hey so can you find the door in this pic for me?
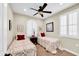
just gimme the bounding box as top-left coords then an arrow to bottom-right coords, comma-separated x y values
0,3 -> 3,56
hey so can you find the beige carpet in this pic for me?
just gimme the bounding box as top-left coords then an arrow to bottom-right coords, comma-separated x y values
36,44 -> 76,56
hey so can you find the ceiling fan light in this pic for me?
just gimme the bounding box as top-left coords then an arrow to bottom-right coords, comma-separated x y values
38,12 -> 43,14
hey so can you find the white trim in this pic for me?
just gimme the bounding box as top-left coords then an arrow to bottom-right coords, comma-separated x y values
63,48 -> 79,56
0,50 -> 4,56
60,36 -> 79,40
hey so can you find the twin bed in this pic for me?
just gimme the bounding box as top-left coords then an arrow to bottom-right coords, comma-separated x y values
38,37 -> 63,54
7,38 -> 36,56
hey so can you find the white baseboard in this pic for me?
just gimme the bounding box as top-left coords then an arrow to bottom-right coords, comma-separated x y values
63,48 -> 79,56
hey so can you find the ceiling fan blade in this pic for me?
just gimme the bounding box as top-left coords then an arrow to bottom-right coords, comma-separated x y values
41,3 -> 47,11
30,8 -> 38,11
40,14 -> 43,17
33,13 -> 38,16
42,11 -> 52,13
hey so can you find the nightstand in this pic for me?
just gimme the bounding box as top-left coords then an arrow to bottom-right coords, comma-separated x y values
30,37 -> 38,45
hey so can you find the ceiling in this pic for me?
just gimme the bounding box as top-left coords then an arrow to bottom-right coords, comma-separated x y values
10,3 -> 76,19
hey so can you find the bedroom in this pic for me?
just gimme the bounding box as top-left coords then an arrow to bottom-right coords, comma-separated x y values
0,3 -> 79,56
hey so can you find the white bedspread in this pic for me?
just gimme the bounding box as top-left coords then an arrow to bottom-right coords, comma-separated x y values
38,37 -> 63,54
7,39 -> 36,56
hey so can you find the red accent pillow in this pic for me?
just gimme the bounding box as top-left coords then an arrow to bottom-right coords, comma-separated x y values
40,32 -> 45,37
17,35 -> 25,40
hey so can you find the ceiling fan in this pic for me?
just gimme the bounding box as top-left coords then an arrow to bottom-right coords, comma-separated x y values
30,3 -> 52,17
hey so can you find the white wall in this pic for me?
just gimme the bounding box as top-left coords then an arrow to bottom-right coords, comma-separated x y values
14,14 -> 44,36
44,16 -> 59,38
44,4 -> 79,55
1,4 -> 15,55
7,5 -> 15,48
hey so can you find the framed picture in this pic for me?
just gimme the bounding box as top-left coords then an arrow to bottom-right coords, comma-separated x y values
46,22 -> 54,32
9,20 -> 11,31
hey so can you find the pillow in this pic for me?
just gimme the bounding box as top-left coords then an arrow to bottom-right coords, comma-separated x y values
40,32 -> 45,37
17,35 -> 25,40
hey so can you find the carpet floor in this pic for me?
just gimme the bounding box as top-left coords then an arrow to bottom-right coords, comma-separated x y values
36,44 -> 76,56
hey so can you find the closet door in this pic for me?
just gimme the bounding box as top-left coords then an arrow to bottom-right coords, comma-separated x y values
0,3 -> 3,56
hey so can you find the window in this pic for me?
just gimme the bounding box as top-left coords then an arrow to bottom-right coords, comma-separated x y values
68,12 -> 77,36
26,20 -> 37,37
60,15 -> 67,36
60,11 -> 78,37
